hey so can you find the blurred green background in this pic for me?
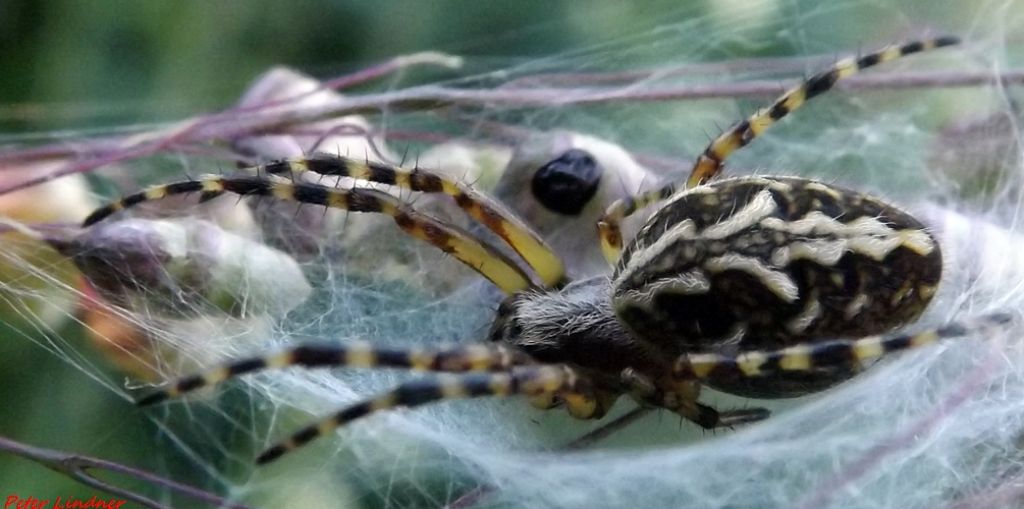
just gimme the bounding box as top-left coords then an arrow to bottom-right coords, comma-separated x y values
0,0 -> 1014,507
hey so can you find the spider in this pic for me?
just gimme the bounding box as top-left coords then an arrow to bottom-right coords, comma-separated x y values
84,35 -> 1011,465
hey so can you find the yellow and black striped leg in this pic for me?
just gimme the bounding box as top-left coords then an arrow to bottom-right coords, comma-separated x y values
685,36 -> 960,187
136,342 -> 532,406
84,175 -> 536,293
256,365 -> 594,464
597,36 -> 960,264
672,312 -> 1013,381
596,186 -> 677,264
524,386 -> 615,418
264,154 -> 567,287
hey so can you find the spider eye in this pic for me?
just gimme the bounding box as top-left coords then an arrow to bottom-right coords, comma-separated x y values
531,149 -> 602,216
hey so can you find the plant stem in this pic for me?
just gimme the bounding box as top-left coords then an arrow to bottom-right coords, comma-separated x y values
0,435 -> 253,509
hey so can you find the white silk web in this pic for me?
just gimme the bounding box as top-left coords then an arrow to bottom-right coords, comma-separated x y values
2,1 -> 1024,508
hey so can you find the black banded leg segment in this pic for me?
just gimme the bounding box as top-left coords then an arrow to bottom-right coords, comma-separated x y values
256,365 -> 594,464
136,342 -> 533,406
619,369 -> 768,429
84,175 -> 535,293
672,312 -> 1013,382
687,403 -> 770,430
597,185 -> 676,264
684,35 -> 959,187
265,153 -> 567,287
596,36 -> 960,264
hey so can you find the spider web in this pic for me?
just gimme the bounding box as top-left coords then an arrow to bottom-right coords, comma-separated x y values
3,1 -> 1024,508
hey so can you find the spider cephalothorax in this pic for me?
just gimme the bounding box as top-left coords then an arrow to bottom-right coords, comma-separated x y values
84,35 -> 1011,464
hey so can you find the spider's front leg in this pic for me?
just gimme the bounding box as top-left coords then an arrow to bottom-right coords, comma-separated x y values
84,175 -> 536,293
264,153 -> 568,287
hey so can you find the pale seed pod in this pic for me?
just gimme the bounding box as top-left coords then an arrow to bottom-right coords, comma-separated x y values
0,166 -> 95,330
62,218 -> 312,319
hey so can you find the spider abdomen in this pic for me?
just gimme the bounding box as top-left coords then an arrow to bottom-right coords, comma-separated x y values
611,176 -> 941,395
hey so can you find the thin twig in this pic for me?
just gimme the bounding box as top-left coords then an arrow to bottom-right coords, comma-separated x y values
227,69 -> 1024,128
224,51 -> 464,119
499,53 -> 838,89
2,66 -> 1019,198
0,53 -> 462,168
0,51 -> 463,193
0,434 -> 253,509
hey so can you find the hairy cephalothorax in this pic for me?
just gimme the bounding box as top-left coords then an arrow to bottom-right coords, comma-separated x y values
83,35 -> 1012,465
490,277 -> 659,376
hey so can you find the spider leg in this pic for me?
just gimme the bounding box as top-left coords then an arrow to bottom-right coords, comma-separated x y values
135,342 -> 533,406
263,153 -> 567,287
255,365 -> 594,464
84,175 -> 535,293
563,406 -> 651,450
597,36 -> 960,264
687,403 -> 771,429
619,368 -> 768,429
672,312 -> 1012,381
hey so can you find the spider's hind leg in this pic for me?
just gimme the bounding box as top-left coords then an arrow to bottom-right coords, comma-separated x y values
136,342 -> 533,406
672,312 -> 1013,382
256,364 -> 599,464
